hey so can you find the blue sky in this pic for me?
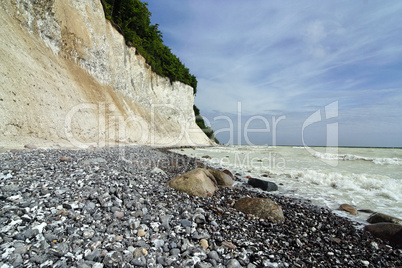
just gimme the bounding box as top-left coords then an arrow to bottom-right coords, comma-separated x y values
146,1 -> 402,147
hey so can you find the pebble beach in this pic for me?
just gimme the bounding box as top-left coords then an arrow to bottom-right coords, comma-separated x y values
0,146 -> 401,267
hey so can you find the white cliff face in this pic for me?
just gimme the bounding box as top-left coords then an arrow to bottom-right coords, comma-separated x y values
0,0 -> 212,148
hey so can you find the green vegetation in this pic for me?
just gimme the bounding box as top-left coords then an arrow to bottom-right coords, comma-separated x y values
101,0 -> 218,143
194,105 -> 219,144
100,0 -> 197,93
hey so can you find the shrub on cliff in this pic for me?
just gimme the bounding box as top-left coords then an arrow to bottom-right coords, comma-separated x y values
194,105 -> 219,144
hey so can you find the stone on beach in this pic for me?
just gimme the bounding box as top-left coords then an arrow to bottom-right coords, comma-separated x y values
248,177 -> 278,192
367,212 -> 402,225
207,168 -> 234,187
60,156 -> 72,162
200,239 -> 209,250
339,204 -> 358,215
364,223 -> 402,248
223,169 -> 235,180
24,144 -> 37,149
234,197 -> 285,222
167,168 -> 218,197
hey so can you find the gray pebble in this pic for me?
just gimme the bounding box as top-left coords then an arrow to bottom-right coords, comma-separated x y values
226,259 -> 242,268
181,219 -> 192,227
170,248 -> 181,256
131,256 -> 147,267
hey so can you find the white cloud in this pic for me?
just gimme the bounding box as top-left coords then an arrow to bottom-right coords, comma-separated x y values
147,0 -> 402,146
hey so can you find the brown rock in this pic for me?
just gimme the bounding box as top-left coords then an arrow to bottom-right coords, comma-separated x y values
223,169 -> 235,180
133,248 -> 148,258
60,156 -> 72,162
364,223 -> 402,248
167,168 -> 218,197
114,235 -> 123,242
330,237 -> 341,244
200,239 -> 208,250
207,168 -> 234,187
24,144 -> 37,149
221,241 -> 236,250
234,197 -> 284,222
367,213 -> 402,225
137,229 -> 146,237
339,204 -> 358,215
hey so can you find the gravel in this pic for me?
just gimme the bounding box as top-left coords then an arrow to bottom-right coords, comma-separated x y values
0,145 -> 401,267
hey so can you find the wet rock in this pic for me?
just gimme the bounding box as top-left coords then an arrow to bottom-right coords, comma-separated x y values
364,223 -> 402,248
223,169 -> 235,180
358,209 -> 376,214
367,213 -> 402,225
248,178 -> 278,192
234,197 -> 284,222
339,204 -> 358,215
167,168 -> 218,197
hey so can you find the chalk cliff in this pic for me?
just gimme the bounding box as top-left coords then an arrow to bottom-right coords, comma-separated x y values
0,0 -> 212,149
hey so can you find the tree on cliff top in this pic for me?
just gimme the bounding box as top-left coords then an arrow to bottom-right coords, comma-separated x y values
101,0 -> 197,94
101,0 -> 218,143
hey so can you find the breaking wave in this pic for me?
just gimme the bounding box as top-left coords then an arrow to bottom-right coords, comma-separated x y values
313,152 -> 402,166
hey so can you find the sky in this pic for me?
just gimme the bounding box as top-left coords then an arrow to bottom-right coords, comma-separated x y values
146,0 -> 402,147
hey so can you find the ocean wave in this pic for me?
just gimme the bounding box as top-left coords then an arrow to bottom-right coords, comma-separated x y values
279,169 -> 402,202
313,152 -> 402,166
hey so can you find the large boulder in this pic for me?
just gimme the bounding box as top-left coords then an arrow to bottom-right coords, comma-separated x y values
167,168 -> 218,197
207,168 -> 234,187
234,197 -> 284,222
367,213 -> 402,225
364,223 -> 402,248
248,178 -> 278,192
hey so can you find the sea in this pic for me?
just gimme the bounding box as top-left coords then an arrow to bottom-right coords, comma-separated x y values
173,146 -> 402,224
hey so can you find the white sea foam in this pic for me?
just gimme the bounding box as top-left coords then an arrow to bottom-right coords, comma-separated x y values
313,152 -> 402,166
174,146 -> 402,221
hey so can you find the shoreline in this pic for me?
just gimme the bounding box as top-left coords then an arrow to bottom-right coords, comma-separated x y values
0,146 -> 400,267
172,146 -> 402,224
